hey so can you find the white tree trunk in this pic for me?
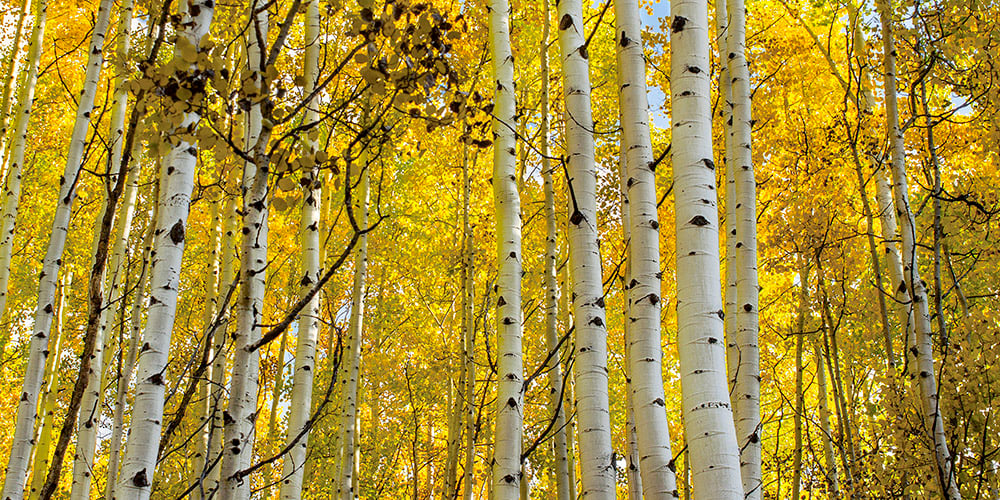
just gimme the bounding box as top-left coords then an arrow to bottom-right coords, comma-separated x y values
26,275 -> 66,500
192,194 -> 223,496
489,0 -> 524,496
614,0 -> 678,495
541,10 -> 570,496
726,0 -> 761,496
815,336 -> 840,496
105,201 -> 155,500
219,5 -> 270,497
116,2 -> 216,498
877,3 -> 958,497
69,3 -> 137,496
0,0 -> 31,179
618,153 -> 643,500
0,0 -> 44,338
2,0 -> 114,495
280,0 -> 322,495
668,1 -> 744,498
206,196 -> 238,497
338,155 -> 369,500
555,0 -> 614,496
461,145 -> 477,500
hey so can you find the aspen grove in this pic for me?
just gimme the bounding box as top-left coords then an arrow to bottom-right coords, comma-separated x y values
0,0 -> 998,497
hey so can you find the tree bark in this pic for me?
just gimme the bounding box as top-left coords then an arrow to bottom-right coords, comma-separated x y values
219,5 -> 270,498
489,0 -> 525,495
727,0 -> 761,495
615,0 -> 678,495
116,2 -> 216,498
338,156 -> 369,500
669,0 -> 744,497
279,1 -> 323,495
555,0 -> 615,495
0,0 -> 45,346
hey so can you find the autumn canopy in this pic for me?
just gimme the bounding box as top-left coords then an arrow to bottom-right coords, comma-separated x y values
0,0 -> 996,498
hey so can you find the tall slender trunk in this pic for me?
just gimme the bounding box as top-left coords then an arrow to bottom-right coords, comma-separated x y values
880,3 -> 958,489
556,261 -> 578,500
920,81 -> 948,345
338,159 -> 369,500
792,262 -> 808,500
815,332 -> 840,496
555,0 -> 614,495
669,1 -> 744,497
0,0 -> 45,340
614,0 -> 678,495
817,269 -> 856,490
719,0 -> 738,407
116,2 -> 216,498
727,0 -> 761,495
69,4 -> 138,497
26,275 -> 66,500
0,0 -> 31,178
445,375 -> 461,499
192,194 -> 223,496
617,153 -> 643,500
206,195 -> 238,497
461,145 -> 477,500
220,5 -> 270,497
280,1 -> 322,494
489,0 -> 524,495
105,200 -> 156,500
540,4 -> 570,497
2,0 -> 113,495
263,327 -> 288,497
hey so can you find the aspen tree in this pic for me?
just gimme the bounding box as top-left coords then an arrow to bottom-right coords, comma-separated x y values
280,0 -> 323,495
69,4 -> 138,496
0,0 -> 30,175
879,6 -> 959,494
116,1 -> 216,498
489,0 -> 525,493
618,153 -> 643,500
220,4 -> 270,497
614,0 -> 678,493
192,194 -> 223,494
26,275 -> 66,500
105,201 -> 156,500
207,196 -> 238,497
1,0 -> 114,495
815,336 -> 840,495
338,157 -> 369,500
542,5 -> 570,494
718,0 -> 738,396
461,144 -> 477,500
445,377 -> 461,499
791,261 -> 807,500
0,0 -> 45,338
727,0 -> 761,494
555,0 -> 614,494
668,0 -> 744,497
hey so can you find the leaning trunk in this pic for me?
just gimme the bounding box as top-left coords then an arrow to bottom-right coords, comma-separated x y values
116,2 -> 216,498
2,0 -> 112,495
